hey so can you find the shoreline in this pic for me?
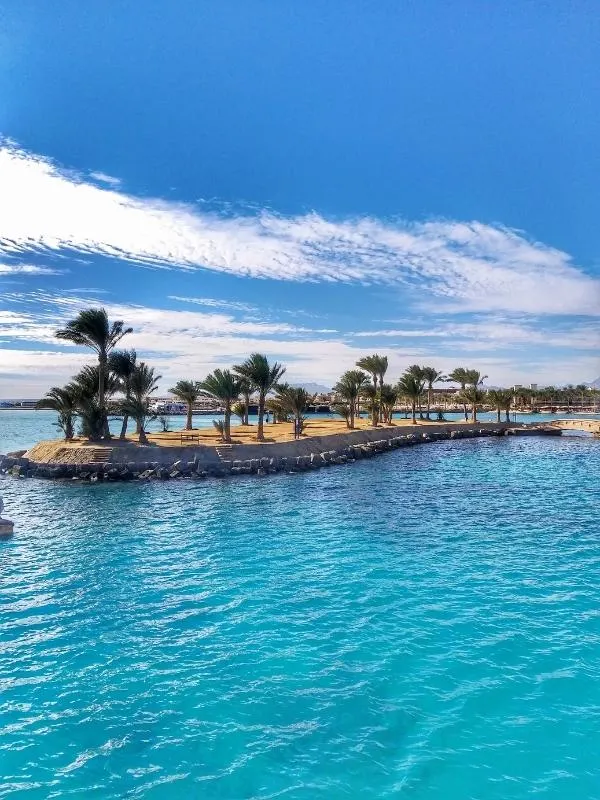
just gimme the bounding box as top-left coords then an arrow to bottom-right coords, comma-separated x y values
1,421 -> 564,482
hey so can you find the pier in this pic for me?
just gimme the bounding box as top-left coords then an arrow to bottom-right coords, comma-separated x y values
544,418 -> 600,436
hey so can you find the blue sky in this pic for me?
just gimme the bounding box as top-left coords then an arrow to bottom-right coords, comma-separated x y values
0,1 -> 599,394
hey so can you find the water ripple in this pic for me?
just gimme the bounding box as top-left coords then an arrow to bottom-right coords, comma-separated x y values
1,436 -> 600,798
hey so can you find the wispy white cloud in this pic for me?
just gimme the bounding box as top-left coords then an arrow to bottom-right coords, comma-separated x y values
168,295 -> 258,313
0,292 -> 597,393
89,171 -> 122,187
0,262 -> 64,276
2,142 -> 599,316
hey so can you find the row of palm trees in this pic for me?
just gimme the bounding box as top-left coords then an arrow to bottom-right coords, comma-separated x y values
37,308 -> 531,444
37,308 -> 313,444
513,384 -> 599,410
332,358 -> 491,425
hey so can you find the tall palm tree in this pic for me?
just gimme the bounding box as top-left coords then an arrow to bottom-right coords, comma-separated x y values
169,379 -> 203,430
464,370 -> 487,422
447,367 -> 470,421
407,364 -> 426,418
123,362 -> 161,443
36,386 -> 78,440
55,308 -> 133,439
356,355 -> 381,388
108,349 -> 137,439
333,369 -> 369,429
234,354 -> 286,441
356,355 -> 387,425
421,367 -> 445,419
200,369 -> 243,442
274,385 -> 315,437
397,372 -> 425,424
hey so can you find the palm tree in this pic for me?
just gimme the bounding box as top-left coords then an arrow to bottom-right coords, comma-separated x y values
406,365 -> 426,418
487,389 -> 513,423
238,376 -> 252,425
169,379 -> 203,430
274,385 -> 315,437
55,308 -> 132,439
123,362 -> 161,443
332,402 -> 352,428
333,369 -> 369,428
461,384 -> 486,423
447,367 -> 470,421
232,401 -> 246,423
36,386 -> 78,440
421,367 -> 445,419
265,396 -> 289,423
234,354 -> 286,441
397,371 -> 425,424
356,355 -> 387,425
361,384 -> 379,426
200,369 -> 243,442
108,349 -> 137,439
67,365 -> 120,440
379,383 -> 398,424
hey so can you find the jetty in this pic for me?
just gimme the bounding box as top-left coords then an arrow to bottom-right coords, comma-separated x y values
543,418 -> 600,436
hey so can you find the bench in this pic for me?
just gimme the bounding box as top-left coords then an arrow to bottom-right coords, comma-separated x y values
180,433 -> 200,445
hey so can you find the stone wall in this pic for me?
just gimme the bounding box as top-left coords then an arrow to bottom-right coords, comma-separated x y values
0,422 -> 561,483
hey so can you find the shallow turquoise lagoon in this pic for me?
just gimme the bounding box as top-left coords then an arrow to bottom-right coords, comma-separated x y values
1,433 -> 600,798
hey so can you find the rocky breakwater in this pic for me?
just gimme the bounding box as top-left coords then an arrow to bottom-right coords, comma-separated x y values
0,424 -> 559,484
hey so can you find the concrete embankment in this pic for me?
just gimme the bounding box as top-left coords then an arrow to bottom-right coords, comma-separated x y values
1,422 -> 561,482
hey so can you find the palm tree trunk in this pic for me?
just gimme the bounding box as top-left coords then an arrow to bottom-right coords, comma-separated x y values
186,403 -> 193,431
372,375 -> 378,426
496,408 -> 501,423
99,353 -> 111,439
472,402 -> 477,423
224,402 -> 231,442
243,391 -> 250,425
139,424 -> 148,444
350,401 -> 355,429
120,413 -> 129,439
257,394 -> 265,441
427,386 -> 432,419
411,400 -> 416,424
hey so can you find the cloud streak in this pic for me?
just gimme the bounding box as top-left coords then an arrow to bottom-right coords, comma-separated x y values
2,142 -> 599,315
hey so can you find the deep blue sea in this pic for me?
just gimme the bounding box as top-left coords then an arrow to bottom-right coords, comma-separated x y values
1,412 -> 600,798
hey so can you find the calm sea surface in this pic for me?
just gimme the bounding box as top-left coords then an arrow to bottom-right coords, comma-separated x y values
1,413 -> 600,798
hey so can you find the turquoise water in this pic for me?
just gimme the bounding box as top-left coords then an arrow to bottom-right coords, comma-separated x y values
1,425 -> 600,798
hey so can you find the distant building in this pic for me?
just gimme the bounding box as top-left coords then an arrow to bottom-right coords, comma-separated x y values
530,383 -> 538,391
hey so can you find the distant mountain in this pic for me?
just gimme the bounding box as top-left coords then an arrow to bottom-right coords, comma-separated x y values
588,377 -> 600,388
290,382 -> 331,394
